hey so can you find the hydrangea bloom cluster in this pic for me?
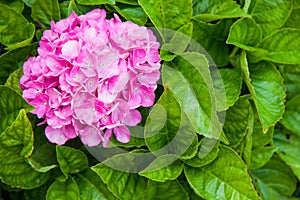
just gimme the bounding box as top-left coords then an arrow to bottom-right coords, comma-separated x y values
20,9 -> 161,147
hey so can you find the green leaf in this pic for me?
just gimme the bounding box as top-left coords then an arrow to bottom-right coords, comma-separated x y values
4,68 -> 23,94
0,109 -> 49,189
92,163 -> 148,199
0,42 -> 37,84
280,94 -> 300,135
116,0 -> 138,5
273,129 -> 300,180
296,0 -> 300,8
144,180 -> 188,200
31,0 -> 61,25
279,65 -> 300,100
249,146 -> 277,170
192,19 -> 233,67
22,0 -> 35,7
283,8 -> 300,29
46,177 -> 80,200
139,154 -> 183,182
250,156 -> 297,200
76,0 -> 115,5
240,52 -> 286,133
56,145 -> 89,177
162,53 -> 226,143
223,96 -> 252,146
227,18 -> 262,51
185,146 -> 259,200
138,0 -> 192,41
144,87 -> 198,159
0,86 -> 33,133
74,169 -> 117,200
0,0 -> 24,13
251,0 -> 293,37
114,4 -> 147,26
257,29 -> 300,64
213,68 -> 242,110
192,0 -> 250,22
25,181 -> 51,200
251,115 -> 274,150
0,4 -> 35,49
184,139 -> 220,168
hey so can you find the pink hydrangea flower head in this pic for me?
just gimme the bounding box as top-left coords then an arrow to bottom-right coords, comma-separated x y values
20,9 -> 161,147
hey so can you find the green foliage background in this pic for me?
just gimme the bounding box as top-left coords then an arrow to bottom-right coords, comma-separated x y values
0,0 -> 300,199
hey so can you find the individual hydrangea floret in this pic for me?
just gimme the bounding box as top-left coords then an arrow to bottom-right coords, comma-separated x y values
20,9 -> 161,147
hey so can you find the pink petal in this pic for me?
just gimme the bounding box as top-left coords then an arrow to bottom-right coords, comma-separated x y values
123,109 -> 142,126
45,126 -> 69,145
79,126 -> 102,147
61,40 -> 80,60
114,126 -> 130,143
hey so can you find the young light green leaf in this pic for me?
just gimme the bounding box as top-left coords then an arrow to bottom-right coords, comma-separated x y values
113,4 -> 147,26
251,0 -> 293,37
223,96 -> 252,146
185,145 -> 260,200
144,180 -> 188,200
184,139 -> 219,168
213,68 -> 242,110
0,109 -> 50,189
0,86 -> 33,133
92,163 -> 148,199
280,94 -> 300,136
0,0 -> 24,13
240,52 -> 286,133
139,154 -> 183,182
257,29 -> 300,64
31,0 -> 61,25
46,177 -> 80,200
56,145 -> 89,177
4,68 -> 23,94
193,0 -> 250,22
192,19 -> 233,67
162,53 -> 226,143
144,87 -> 198,159
138,0 -> 192,41
0,4 -> 35,49
76,0 -> 115,5
273,129 -> 300,180
250,156 -> 297,200
74,169 -> 117,200
227,18 -> 262,50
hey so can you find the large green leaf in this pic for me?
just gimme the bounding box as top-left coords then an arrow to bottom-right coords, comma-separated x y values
273,129 -> 300,180
114,4 -> 147,26
280,94 -> 300,136
0,42 -> 37,84
249,146 -> 277,170
227,18 -> 262,51
4,68 -> 23,94
0,4 -> 35,49
192,0 -> 249,22
185,146 -> 259,200
0,86 -> 33,133
240,52 -> 286,133
92,163 -> 148,199
144,180 -> 188,200
250,156 -> 297,200
31,0 -> 61,25
184,139 -> 220,168
56,145 -> 89,177
283,8 -> 300,29
144,87 -> 198,159
46,177 -> 80,200
76,0 -> 115,5
116,0 -> 138,5
256,29 -> 300,64
74,169 -> 117,200
213,68 -> 242,110
138,0 -> 192,41
139,154 -> 183,182
223,96 -> 251,146
0,0 -> 24,12
92,163 -> 188,200
192,19 -> 233,67
162,53 -> 226,143
0,109 -> 49,189
251,0 -> 293,37
279,65 -> 300,100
